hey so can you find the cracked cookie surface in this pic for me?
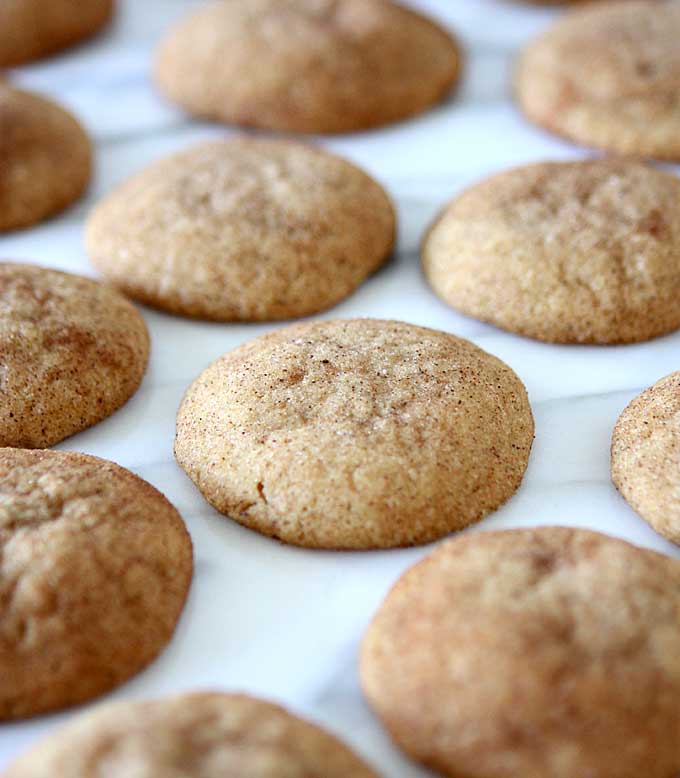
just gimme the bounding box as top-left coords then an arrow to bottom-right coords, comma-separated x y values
0,85 -> 92,232
4,692 -> 378,777
174,318 -> 534,549
0,0 -> 113,65
86,138 -> 395,321
0,448 -> 192,720
516,0 -> 680,159
0,262 -> 149,448
361,526 -> 680,778
612,372 -> 680,544
422,159 -> 680,344
154,0 -> 461,134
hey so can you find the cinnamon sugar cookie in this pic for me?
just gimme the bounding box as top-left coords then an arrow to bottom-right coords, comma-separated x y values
86,138 -> 395,321
154,0 -> 461,134
0,449 -> 192,720
361,526 -> 680,778
0,262 -> 149,448
175,318 -> 534,549
0,0 -> 113,66
422,159 -> 680,344
1,85 -> 92,232
612,372 -> 680,544
4,692 -> 377,777
516,0 -> 680,159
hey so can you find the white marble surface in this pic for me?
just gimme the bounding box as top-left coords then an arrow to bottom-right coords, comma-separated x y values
2,0 -> 680,773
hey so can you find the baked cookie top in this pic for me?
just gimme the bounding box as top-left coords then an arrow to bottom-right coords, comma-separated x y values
0,0 -> 113,66
612,372 -> 680,544
4,692 -> 378,777
0,448 -> 193,720
154,0 -> 461,134
86,138 -> 395,321
361,526 -> 680,778
422,159 -> 680,344
175,318 -> 534,549
0,262 -> 149,448
516,0 -> 680,159
0,85 -> 92,232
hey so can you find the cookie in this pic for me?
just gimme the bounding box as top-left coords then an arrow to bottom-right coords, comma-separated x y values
612,372 -> 680,544
516,0 -> 680,160
0,85 -> 92,232
0,0 -> 113,66
4,691 -> 377,777
154,0 -> 461,134
0,262 -> 149,448
422,159 -> 680,344
175,318 -> 534,550
361,526 -> 680,778
85,138 -> 395,321
0,448 -> 192,720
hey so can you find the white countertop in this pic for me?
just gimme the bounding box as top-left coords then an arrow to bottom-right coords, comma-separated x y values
2,1 -> 679,773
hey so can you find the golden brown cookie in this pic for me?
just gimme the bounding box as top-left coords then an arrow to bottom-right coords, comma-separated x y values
154,0 -> 461,134
0,85 -> 92,232
3,692 -> 378,777
0,262 -> 149,448
361,526 -> 680,778
174,318 -> 534,550
422,159 -> 680,344
85,138 -> 395,321
0,0 -> 114,66
516,0 -> 680,159
612,372 -> 680,544
0,448 -> 192,720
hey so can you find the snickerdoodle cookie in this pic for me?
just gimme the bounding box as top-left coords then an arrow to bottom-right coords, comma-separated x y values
154,0 -> 461,134
516,0 -> 680,159
422,159 -> 680,344
0,0 -> 113,66
175,319 -> 534,550
1,85 -> 92,232
612,372 -> 680,544
86,138 -> 395,321
0,448 -> 192,720
361,526 -> 680,778
0,262 -> 149,448
3,692 -> 378,777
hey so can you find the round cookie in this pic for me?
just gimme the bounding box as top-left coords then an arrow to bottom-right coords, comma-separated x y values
612,372 -> 680,544
174,318 -> 534,550
154,0 -> 461,134
4,692 -> 378,777
0,85 -> 92,232
516,0 -> 680,160
422,159 -> 680,344
0,448 -> 192,720
361,526 -> 680,778
85,138 -> 395,321
0,0 -> 114,66
0,262 -> 149,448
